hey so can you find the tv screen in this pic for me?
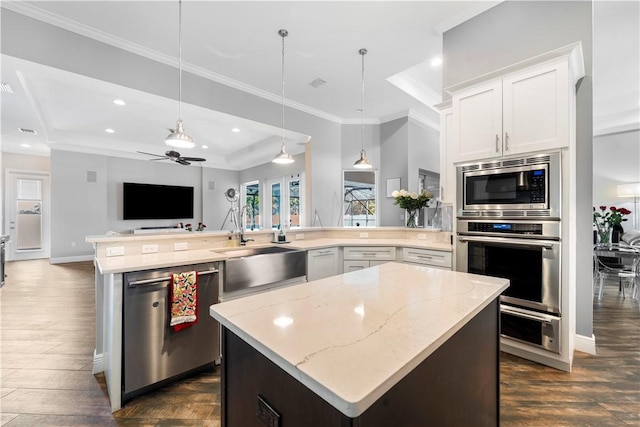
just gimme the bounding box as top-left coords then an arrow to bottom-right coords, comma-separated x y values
123,182 -> 194,220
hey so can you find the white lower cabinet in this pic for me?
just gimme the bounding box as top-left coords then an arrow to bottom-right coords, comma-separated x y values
307,247 -> 340,282
401,247 -> 452,270
343,246 -> 396,272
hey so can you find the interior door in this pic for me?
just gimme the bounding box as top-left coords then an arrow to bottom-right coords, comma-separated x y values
4,170 -> 50,261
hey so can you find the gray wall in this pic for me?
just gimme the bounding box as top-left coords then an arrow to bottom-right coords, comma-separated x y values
380,118 -> 409,226
50,150 -> 109,260
48,150 -> 240,260
593,130 -> 640,230
443,1 -> 593,337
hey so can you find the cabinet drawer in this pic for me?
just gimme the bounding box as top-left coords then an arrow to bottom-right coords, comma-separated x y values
402,248 -> 452,269
343,246 -> 396,261
344,260 -> 370,272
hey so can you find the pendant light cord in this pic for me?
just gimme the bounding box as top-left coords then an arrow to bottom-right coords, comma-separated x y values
361,49 -> 366,152
178,0 -> 183,121
281,30 -> 286,148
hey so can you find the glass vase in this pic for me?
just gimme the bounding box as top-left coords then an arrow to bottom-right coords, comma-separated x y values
597,228 -> 611,244
406,209 -> 419,228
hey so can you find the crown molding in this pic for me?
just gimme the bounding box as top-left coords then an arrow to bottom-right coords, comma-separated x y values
2,2 -> 344,124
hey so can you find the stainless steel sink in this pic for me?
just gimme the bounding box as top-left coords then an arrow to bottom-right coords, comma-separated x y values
218,246 -> 306,294
216,246 -> 298,259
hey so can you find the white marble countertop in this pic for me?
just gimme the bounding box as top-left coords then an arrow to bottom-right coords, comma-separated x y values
210,262 -> 509,418
94,239 -> 451,274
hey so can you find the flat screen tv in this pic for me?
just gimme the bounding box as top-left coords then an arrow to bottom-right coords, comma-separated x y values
123,182 -> 194,220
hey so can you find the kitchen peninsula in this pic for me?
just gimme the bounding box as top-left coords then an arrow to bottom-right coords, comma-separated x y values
87,227 -> 454,412
211,262 -> 508,426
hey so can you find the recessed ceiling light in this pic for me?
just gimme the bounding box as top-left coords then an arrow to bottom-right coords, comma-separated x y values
20,143 -> 31,148
105,128 -> 115,134
232,128 -> 240,133
430,57 -> 443,67
113,99 -> 126,106
201,145 -> 208,149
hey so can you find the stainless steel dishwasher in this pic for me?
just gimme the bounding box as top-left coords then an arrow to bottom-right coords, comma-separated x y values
122,262 -> 219,403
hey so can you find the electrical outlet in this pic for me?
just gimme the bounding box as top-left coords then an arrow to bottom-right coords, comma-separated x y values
295,233 -> 304,240
257,395 -> 281,427
417,233 -> 427,240
174,242 -> 188,251
106,246 -> 125,257
359,232 -> 369,238
142,244 -> 158,254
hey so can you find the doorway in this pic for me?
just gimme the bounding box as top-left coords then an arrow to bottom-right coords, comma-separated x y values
4,170 -> 50,261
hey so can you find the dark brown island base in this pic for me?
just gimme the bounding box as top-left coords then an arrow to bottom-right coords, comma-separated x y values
210,263 -> 508,427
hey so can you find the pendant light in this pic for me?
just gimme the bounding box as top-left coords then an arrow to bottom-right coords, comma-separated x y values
272,29 -> 295,164
165,0 -> 194,149
353,48 -> 372,169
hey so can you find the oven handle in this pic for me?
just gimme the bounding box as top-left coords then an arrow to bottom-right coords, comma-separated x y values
500,305 -> 554,324
457,235 -> 556,250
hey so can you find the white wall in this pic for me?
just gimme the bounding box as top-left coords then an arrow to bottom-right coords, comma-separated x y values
593,130 -> 640,231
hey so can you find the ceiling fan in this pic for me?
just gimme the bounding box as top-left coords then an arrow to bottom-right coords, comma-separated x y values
137,149 -> 206,166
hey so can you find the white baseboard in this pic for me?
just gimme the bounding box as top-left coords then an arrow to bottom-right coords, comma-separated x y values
49,254 -> 94,264
574,333 -> 597,355
93,349 -> 104,374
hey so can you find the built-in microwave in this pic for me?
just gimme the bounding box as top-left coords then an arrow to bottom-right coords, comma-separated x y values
457,152 -> 561,219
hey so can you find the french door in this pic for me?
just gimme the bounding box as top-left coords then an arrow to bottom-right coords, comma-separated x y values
4,170 -> 50,261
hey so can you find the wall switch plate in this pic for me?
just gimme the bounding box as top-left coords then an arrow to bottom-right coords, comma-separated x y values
174,242 -> 188,251
417,233 -> 427,240
142,244 -> 158,254
257,395 -> 281,427
295,233 -> 304,240
359,232 -> 369,238
106,246 -> 125,257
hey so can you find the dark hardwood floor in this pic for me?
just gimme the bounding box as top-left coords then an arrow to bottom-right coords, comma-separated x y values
1,259 -> 638,426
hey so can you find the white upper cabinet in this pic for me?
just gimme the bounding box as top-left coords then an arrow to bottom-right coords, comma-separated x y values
452,80 -> 503,162
502,62 -> 569,156
449,43 -> 582,164
438,106 -> 456,205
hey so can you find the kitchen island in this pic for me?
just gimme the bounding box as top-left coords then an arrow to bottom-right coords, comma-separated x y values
210,262 -> 509,426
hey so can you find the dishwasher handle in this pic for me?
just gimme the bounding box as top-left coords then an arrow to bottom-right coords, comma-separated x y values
128,269 -> 219,287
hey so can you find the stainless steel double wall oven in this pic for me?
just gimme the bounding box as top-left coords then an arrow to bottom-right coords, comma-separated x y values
456,152 -> 562,354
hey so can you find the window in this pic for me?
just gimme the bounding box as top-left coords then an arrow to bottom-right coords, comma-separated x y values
343,170 -> 376,227
241,173 -> 304,230
240,181 -> 260,230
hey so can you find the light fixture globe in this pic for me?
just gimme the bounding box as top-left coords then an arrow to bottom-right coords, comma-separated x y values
353,48 -> 372,169
165,0 -> 195,149
272,143 -> 294,164
272,28 -> 295,165
165,119 -> 194,149
353,149 -> 372,169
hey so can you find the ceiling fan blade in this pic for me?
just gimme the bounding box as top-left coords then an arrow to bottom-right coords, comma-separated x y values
177,159 -> 191,166
137,151 -> 166,158
149,158 -> 169,161
180,157 -> 206,162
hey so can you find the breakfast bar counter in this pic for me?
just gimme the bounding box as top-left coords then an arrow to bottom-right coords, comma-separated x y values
210,262 -> 509,426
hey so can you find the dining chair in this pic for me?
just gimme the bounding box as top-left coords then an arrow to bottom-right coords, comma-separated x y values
593,244 -> 638,301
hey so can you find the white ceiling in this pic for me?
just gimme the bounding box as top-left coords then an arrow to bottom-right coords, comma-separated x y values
0,1 -> 501,169
1,1 -> 638,170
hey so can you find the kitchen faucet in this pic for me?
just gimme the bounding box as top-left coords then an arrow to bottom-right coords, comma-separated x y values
239,205 -> 254,246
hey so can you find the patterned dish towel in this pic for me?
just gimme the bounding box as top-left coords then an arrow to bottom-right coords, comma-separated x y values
170,271 -> 198,331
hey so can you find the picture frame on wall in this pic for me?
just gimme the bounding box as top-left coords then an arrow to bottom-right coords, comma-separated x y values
386,178 -> 400,198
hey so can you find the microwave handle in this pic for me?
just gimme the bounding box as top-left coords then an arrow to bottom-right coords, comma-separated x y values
457,235 -> 554,250
500,305 -> 553,324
